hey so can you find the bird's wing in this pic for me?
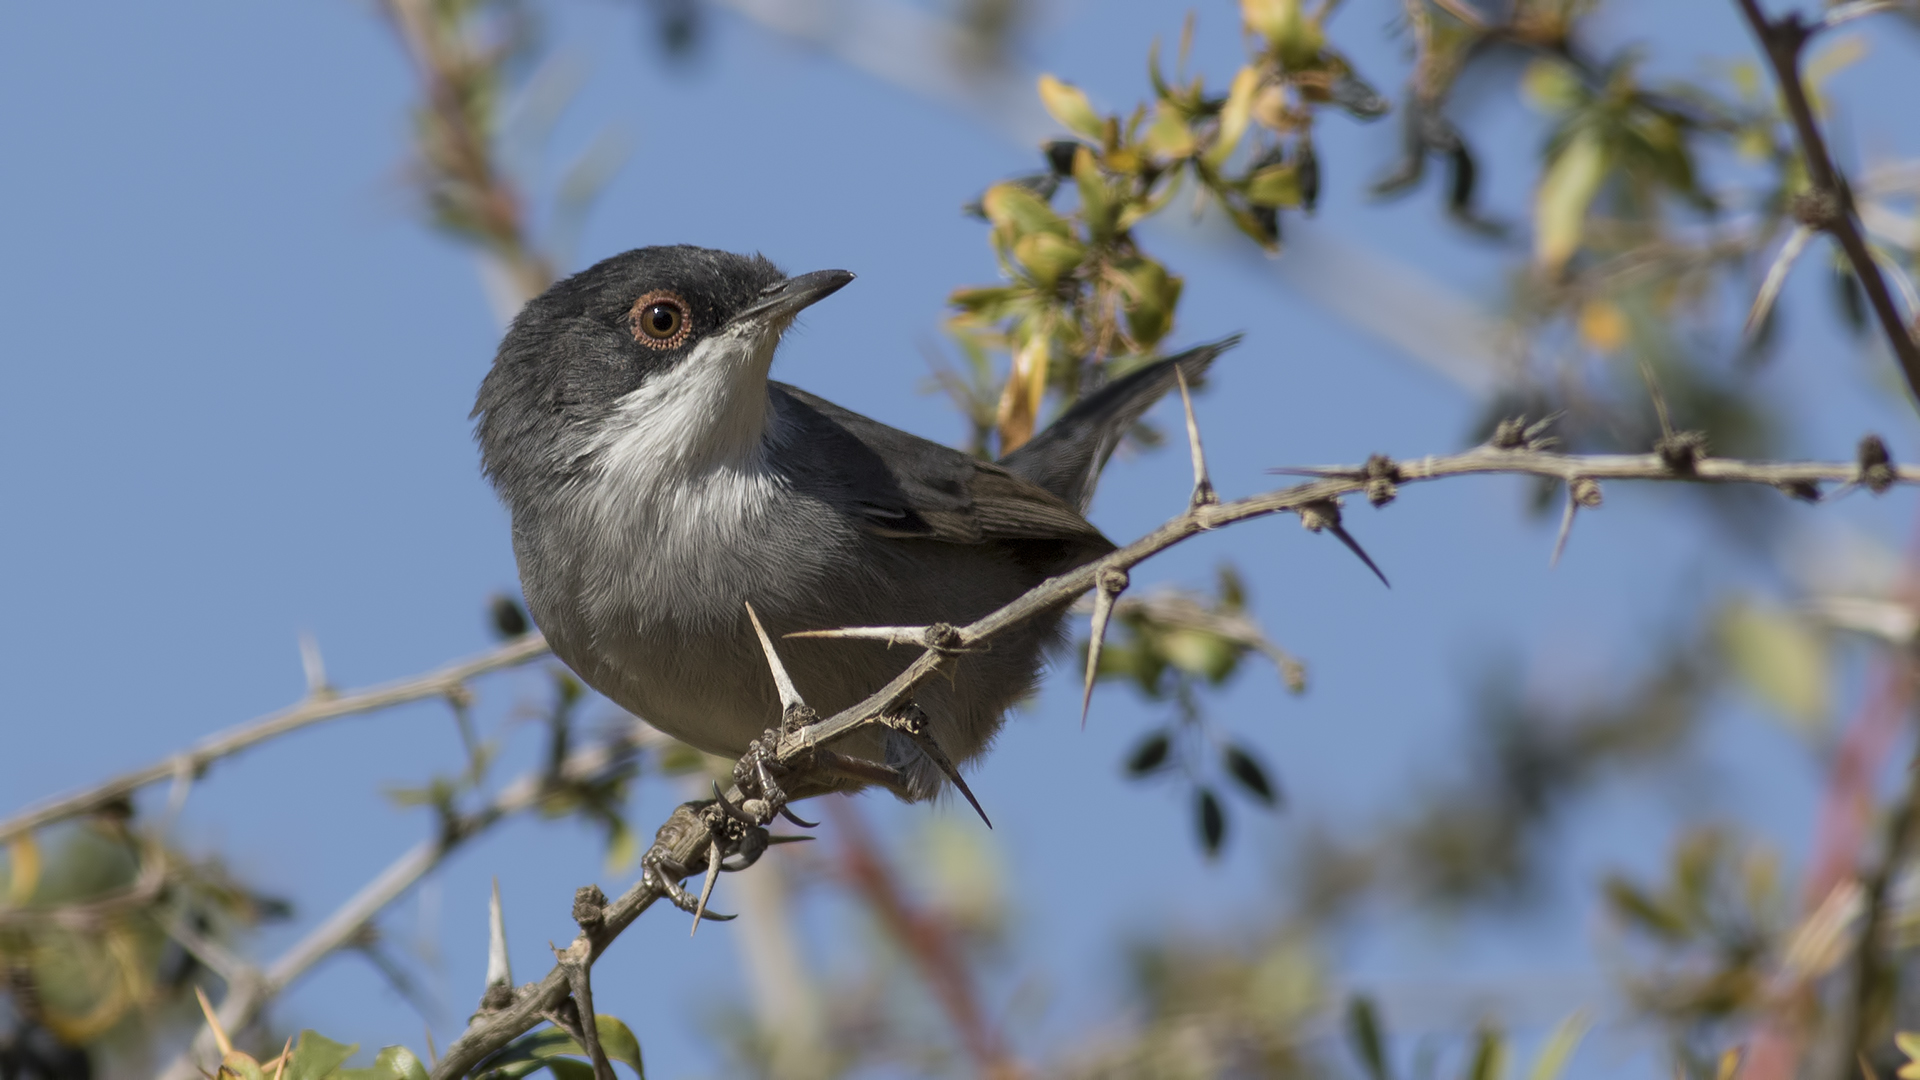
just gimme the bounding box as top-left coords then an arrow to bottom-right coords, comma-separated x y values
770,384 -> 1112,553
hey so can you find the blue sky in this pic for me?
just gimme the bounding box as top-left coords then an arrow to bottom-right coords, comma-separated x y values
3,1 -> 1917,1076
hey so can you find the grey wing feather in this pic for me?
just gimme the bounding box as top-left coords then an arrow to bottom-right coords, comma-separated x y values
770,384 -> 1111,557
999,335 -> 1242,512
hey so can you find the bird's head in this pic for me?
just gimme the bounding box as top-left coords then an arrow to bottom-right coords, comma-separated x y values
475,245 -> 853,502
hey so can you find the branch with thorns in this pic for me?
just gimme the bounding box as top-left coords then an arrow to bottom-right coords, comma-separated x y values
1733,0 -> 1920,407
428,412 -> 1920,1078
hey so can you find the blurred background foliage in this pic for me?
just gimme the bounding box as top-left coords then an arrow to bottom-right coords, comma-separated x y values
9,0 -> 1920,1076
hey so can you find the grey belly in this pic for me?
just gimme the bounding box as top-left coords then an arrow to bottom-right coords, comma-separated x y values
524,517 -> 1068,773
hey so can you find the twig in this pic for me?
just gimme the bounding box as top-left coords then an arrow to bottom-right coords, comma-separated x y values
1732,0 -> 1920,407
429,439 -> 1920,1078
160,721 -> 647,1080
0,634 -> 551,843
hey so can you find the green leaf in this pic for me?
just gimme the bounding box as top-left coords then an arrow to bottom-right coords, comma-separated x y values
478,1019 -> 644,1080
1464,1028 -> 1507,1080
1346,995 -> 1392,1080
1195,787 -> 1226,856
1223,745 -> 1279,807
1533,129 -> 1606,271
1115,257 -> 1182,348
336,1046 -> 429,1080
1602,876 -> 1689,941
1244,163 -> 1302,207
949,285 -> 1027,323
1203,67 -> 1261,169
1524,1011 -> 1588,1080
1158,628 -> 1236,681
1125,731 -> 1172,775
593,1016 -> 646,1076
285,1031 -> 359,1080
1717,600 -> 1829,736
220,1053 -> 266,1080
1038,75 -> 1105,140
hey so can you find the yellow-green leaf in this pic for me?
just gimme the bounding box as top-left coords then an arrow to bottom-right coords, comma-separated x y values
1204,67 -> 1261,169
1520,58 -> 1585,115
1141,104 -> 1197,160
5,835 -> 40,907
1072,146 -> 1116,241
981,183 -> 1069,239
1038,74 -> 1105,140
1013,232 -> 1085,287
1534,129 -> 1606,271
1242,0 -> 1320,64
285,1031 -> 358,1080
1245,163 -> 1302,207
1718,600 -> 1830,735
1525,1011 -> 1589,1080
1116,257 -> 1183,347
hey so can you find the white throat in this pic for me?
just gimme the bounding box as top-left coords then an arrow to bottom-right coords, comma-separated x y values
588,321 -> 785,480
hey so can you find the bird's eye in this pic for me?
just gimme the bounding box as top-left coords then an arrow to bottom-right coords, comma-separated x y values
628,292 -> 691,349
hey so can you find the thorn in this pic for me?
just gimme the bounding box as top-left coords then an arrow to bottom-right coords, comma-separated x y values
298,631 -> 331,698
271,1037 -> 293,1080
1082,566 -> 1129,729
745,601 -> 805,712
712,781 -> 759,825
691,838 -> 725,936
1746,224 -> 1813,339
1551,489 -> 1578,569
783,626 -> 927,645
486,877 -> 512,990
904,722 -> 992,829
194,986 -> 233,1057
1327,523 -> 1390,588
778,805 -> 819,829
1176,365 -> 1218,508
1301,500 -> 1389,588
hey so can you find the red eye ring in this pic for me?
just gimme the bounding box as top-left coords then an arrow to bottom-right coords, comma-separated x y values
628,291 -> 692,349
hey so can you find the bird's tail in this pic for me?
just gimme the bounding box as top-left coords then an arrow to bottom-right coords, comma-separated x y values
998,335 -> 1242,512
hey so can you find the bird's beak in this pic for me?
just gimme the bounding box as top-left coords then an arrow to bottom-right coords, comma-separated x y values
728,269 -> 855,329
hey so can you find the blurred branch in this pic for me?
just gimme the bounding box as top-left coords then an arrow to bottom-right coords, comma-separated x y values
825,800 -> 1018,1077
431,434 -> 1920,1077
0,634 -> 551,844
161,722 -> 656,1080
376,0 -> 556,309
1836,658 -> 1920,1075
1733,0 -> 1920,407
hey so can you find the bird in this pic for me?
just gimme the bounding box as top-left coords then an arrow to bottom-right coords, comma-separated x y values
474,245 -> 1236,802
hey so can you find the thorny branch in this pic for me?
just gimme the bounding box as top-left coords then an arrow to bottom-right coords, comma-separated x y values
1732,0 -> 1920,407
0,635 -> 551,845
160,725 -> 656,1080
430,434 -> 1920,1078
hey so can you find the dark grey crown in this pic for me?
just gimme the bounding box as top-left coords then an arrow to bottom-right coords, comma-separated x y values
473,245 -> 786,504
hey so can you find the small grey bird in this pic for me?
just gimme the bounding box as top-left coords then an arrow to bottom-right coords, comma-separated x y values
475,245 -> 1235,800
